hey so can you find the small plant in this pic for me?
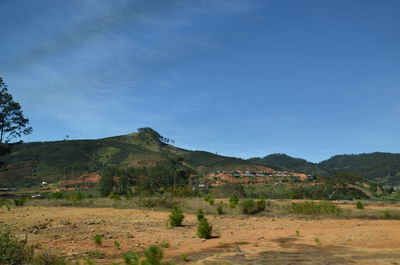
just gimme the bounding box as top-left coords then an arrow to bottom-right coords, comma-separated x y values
169,207 -> 184,227
356,201 -> 364,210
204,195 -> 215,205
197,218 -> 212,239
229,194 -> 239,208
144,245 -> 164,265
295,230 -> 300,236
113,240 -> 121,249
123,251 -> 139,265
160,241 -> 170,248
180,253 -> 190,262
314,237 -> 320,244
217,203 -> 224,215
33,252 -> 67,265
93,234 -> 104,246
196,209 -> 205,221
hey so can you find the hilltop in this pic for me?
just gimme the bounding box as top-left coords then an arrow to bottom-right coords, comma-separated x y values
0,128 -> 268,186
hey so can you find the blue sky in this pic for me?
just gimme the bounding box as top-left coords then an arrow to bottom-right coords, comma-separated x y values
0,0 -> 399,162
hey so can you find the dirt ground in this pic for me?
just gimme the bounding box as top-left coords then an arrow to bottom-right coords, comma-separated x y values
1,204 -> 400,265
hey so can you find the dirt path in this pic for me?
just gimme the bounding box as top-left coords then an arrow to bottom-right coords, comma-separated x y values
1,206 -> 400,264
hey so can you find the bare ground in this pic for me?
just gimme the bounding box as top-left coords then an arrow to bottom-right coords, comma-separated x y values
1,204 -> 400,264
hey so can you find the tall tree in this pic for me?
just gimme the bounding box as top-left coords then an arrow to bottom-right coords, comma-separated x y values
0,77 -> 32,143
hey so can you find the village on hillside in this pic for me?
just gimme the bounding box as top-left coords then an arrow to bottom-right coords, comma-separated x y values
209,168 -> 315,186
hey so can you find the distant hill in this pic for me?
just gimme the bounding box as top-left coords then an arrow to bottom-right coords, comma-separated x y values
249,152 -> 400,184
248,154 -> 328,176
320,152 -> 400,184
0,128 -> 266,186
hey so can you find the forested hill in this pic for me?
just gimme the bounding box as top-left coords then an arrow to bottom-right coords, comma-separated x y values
249,152 -> 400,184
0,128 -> 265,186
320,152 -> 400,183
248,154 -> 329,176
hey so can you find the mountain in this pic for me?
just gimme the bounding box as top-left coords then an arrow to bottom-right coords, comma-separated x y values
0,128 -> 266,186
249,152 -> 400,184
320,152 -> 400,184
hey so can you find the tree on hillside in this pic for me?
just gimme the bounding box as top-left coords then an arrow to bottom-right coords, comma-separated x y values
0,77 -> 32,143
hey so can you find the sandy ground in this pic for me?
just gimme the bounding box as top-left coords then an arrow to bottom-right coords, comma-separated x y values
1,205 -> 400,265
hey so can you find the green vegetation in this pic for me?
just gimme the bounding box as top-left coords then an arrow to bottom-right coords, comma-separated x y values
196,209 -> 205,221
217,203 -> 224,215
0,227 -> 34,265
356,201 -> 364,210
239,198 -> 267,215
169,207 -> 184,227
285,201 -> 342,215
93,234 -> 104,246
204,195 -> 215,206
229,194 -> 239,208
197,218 -> 212,239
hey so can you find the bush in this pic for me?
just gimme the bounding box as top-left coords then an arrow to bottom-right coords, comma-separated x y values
93,234 -> 104,246
108,193 -> 121,200
285,201 -> 342,215
239,199 -> 259,215
217,203 -> 224,215
204,195 -> 214,205
256,197 -> 266,212
197,218 -> 212,239
196,209 -> 205,221
123,251 -> 139,265
13,198 -> 27,206
356,201 -> 364,210
229,194 -> 239,208
169,207 -> 184,227
123,246 -> 168,265
48,191 -> 65,200
144,245 -> 164,265
33,252 -> 67,265
0,227 -> 34,265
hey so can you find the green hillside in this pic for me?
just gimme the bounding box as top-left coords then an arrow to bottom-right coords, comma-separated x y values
249,152 -> 400,184
320,152 -> 400,184
0,128 -> 262,186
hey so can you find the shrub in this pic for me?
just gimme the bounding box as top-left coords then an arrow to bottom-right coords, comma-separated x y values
144,245 -> 164,265
169,207 -> 184,227
256,197 -> 266,212
204,195 -> 214,206
356,201 -> 364,210
33,252 -> 67,265
0,227 -> 34,265
196,209 -> 205,221
123,251 -> 139,265
160,241 -> 170,248
13,198 -> 26,206
229,194 -> 239,208
285,201 -> 342,215
93,234 -> 104,246
48,191 -> 65,200
197,218 -> 212,239
217,203 -> 224,215
239,199 -> 259,215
